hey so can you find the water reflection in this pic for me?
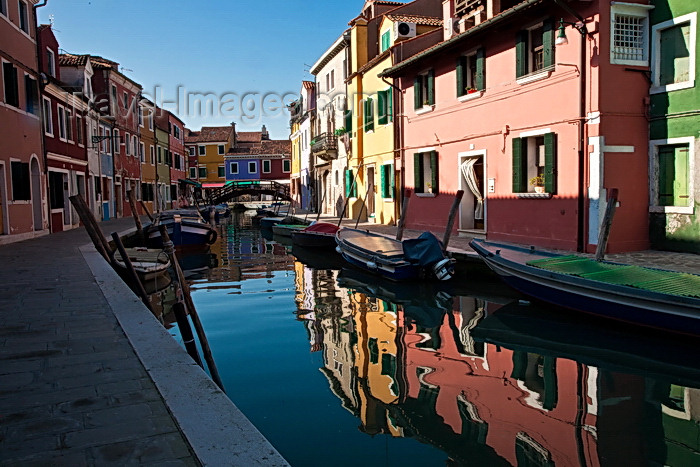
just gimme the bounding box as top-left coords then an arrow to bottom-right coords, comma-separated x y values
159,212 -> 700,466
293,248 -> 700,466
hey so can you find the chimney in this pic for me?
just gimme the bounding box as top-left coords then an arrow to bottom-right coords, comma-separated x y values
261,124 -> 269,140
230,121 -> 237,147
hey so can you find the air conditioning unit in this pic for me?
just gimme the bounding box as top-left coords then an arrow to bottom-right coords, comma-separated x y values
394,22 -> 417,40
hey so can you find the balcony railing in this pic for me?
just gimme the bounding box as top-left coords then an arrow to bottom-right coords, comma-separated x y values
311,132 -> 338,160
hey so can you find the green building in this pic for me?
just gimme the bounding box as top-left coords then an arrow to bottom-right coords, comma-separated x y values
648,0 -> 699,252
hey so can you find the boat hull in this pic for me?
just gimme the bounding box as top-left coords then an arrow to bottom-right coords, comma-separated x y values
470,239 -> 700,335
146,220 -> 216,247
291,231 -> 337,249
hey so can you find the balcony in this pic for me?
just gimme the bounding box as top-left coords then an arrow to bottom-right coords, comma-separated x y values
311,133 -> 338,161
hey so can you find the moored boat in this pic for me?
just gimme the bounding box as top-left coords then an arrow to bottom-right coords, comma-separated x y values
469,238 -> 700,335
271,223 -> 308,237
144,210 -> 217,247
113,247 -> 171,281
335,228 -> 454,281
291,222 -> 339,249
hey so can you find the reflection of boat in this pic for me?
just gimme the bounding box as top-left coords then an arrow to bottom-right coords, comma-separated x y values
113,247 -> 171,281
178,252 -> 218,273
472,301 -> 700,387
292,244 -> 344,270
199,203 -> 230,222
335,228 -> 454,281
145,209 -> 217,247
291,222 -> 339,249
469,239 -> 700,335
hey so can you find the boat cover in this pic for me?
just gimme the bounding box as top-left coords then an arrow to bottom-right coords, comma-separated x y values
303,222 -> 339,234
402,232 -> 446,267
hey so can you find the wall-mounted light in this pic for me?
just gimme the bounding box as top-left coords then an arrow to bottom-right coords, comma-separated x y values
555,18 -> 588,46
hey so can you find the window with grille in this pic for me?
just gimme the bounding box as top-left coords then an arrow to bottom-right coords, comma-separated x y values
610,4 -> 649,66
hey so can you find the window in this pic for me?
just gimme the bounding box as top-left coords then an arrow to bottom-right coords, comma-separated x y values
3,62 -> 19,108
57,106 -> 66,140
198,145 -> 205,156
174,126 -> 180,139
0,0 -> 7,17
65,109 -> 73,142
76,115 -> 83,146
512,132 -> 557,194
363,97 -> 374,132
123,91 -> 128,109
380,163 -> 394,199
650,139 -> 693,213
138,107 -> 143,127
189,167 -> 196,178
148,111 -> 154,130
331,69 -> 335,89
150,145 -> 155,164
651,13 -> 696,93
43,97 -> 53,135
24,75 -> 37,114
248,161 -> 257,174
229,162 -> 238,174
414,151 -> 439,194
11,161 -> 30,200
218,144 -> 225,155
218,166 -> 225,177
48,171 -> 65,210
377,89 -> 393,125
345,169 -> 358,198
46,48 -> 56,77
18,0 -> 28,33
198,167 -> 207,178
611,4 -> 650,66
157,145 -> 162,163
413,70 -> 435,110
113,129 -> 120,153
139,141 -> 145,162
283,159 -> 291,173
516,20 -> 554,79
457,48 -> 485,96
189,147 -> 195,156
381,30 -> 391,52
262,160 -> 271,173
125,132 -> 130,155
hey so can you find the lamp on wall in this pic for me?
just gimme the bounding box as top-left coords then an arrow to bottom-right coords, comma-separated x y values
555,18 -> 588,46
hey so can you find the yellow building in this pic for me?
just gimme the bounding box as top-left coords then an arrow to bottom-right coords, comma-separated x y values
346,1 -> 442,225
185,125 -> 235,188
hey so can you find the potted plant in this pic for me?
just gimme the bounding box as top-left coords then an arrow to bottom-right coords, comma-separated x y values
466,87 -> 478,94
334,127 -> 346,137
529,175 -> 545,193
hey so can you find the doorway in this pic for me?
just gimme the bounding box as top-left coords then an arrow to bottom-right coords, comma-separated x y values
31,158 -> 42,231
459,152 -> 486,233
366,166 -> 375,219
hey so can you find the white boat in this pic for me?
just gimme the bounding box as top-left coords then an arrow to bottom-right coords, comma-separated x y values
114,247 -> 171,281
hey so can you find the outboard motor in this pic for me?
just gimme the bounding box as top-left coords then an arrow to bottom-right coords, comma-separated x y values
432,258 -> 455,281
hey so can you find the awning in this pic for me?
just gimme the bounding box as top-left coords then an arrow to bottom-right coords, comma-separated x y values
202,182 -> 225,188
179,178 -> 202,188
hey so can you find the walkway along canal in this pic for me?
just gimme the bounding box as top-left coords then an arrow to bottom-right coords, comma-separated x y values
148,212 -> 700,466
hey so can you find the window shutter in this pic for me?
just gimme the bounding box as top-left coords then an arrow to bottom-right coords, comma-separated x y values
675,147 -> 689,206
345,109 -> 352,136
387,89 -> 393,122
516,30 -> 527,78
414,153 -> 423,193
456,56 -> 466,96
380,165 -> 387,198
476,48 -> 486,91
390,164 -> 395,199
543,19 -> 555,69
414,75 -> 423,109
430,151 -> 439,193
544,132 -> 557,194
427,69 -> 435,105
345,169 -> 352,198
512,137 -> 526,192
378,90 -> 387,125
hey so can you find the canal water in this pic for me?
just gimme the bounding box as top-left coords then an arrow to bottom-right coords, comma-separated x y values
149,212 -> 700,467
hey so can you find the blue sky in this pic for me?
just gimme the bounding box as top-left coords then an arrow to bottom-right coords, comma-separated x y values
38,1 -> 362,139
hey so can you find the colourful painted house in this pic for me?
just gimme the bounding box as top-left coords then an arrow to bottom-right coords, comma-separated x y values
648,0 -> 699,253
139,98 -> 157,214
185,124 -> 234,189
225,126 -> 291,183
383,0 -> 654,254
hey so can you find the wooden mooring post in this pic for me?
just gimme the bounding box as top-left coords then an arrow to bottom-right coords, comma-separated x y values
158,225 -> 226,392
111,232 -> 153,312
442,190 -> 464,252
69,194 -> 112,262
172,302 -> 203,366
596,188 -> 619,261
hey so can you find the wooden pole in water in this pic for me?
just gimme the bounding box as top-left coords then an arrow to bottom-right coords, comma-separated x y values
396,190 -> 411,241
158,225 -> 226,392
111,232 -> 153,311
69,194 -> 112,261
127,190 -> 144,244
596,188 -> 619,261
140,200 -> 154,222
172,301 -> 203,367
442,190 -> 464,252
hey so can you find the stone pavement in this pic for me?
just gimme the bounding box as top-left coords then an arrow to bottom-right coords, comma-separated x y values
0,217 -> 288,466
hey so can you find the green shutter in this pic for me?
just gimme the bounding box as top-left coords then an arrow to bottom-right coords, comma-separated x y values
381,165 -> 387,198
387,89 -> 393,122
427,69 -> 435,105
516,30 -> 527,78
430,151 -> 439,193
675,147 -> 689,206
544,132 -> 557,194
659,145 -> 690,206
456,56 -> 466,96
512,137 -> 527,192
378,90 -> 388,125
476,48 -> 485,91
345,169 -> 352,198
414,75 -> 423,109
364,98 -> 374,132
414,153 -> 423,193
543,19 -> 555,69
390,163 -> 395,199
345,109 -> 352,136
542,356 -> 558,411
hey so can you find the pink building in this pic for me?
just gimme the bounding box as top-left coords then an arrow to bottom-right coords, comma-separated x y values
0,0 -> 47,243
383,0 -> 653,253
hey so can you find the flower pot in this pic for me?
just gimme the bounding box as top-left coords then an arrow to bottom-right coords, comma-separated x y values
534,186 -> 545,194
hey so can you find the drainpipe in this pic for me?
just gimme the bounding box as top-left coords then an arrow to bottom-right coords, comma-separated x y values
33,0 -> 49,232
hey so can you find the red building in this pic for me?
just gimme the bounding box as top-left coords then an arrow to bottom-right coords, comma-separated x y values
156,109 -> 186,208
